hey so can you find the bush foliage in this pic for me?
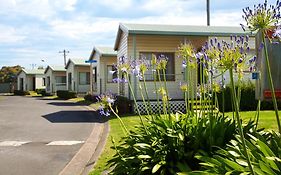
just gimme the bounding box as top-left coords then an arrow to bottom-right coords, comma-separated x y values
14,90 -> 30,96
56,90 -> 76,99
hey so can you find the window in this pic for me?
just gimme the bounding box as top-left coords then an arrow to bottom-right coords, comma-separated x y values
107,65 -> 118,82
55,76 -> 66,86
79,72 -> 90,85
140,52 -> 175,81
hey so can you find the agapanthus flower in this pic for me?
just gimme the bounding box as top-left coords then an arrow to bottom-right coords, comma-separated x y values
179,82 -> 188,92
97,92 -> 116,116
178,43 -> 197,69
242,0 -> 281,33
273,25 -> 281,40
202,35 -> 252,74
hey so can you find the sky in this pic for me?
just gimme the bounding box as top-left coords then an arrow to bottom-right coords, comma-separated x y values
0,0 -> 275,69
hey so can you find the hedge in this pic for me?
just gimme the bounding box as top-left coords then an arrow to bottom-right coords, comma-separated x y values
56,90 -> 77,99
217,81 -> 281,112
14,90 -> 30,96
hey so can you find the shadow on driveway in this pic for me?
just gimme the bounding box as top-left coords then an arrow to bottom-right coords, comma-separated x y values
47,102 -> 86,107
42,111 -> 107,123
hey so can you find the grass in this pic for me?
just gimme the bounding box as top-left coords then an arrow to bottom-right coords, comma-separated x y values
89,114 -> 140,175
89,110 -> 281,174
226,110 -> 281,131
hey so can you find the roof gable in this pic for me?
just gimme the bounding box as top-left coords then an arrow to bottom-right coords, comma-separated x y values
44,65 -> 66,74
65,58 -> 89,69
114,23 -> 255,50
89,46 -> 116,61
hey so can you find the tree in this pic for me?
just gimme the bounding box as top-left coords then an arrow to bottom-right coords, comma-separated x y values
0,65 -> 22,83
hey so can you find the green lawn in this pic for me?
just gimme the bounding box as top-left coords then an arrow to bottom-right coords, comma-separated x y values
89,111 -> 280,174
226,110 -> 281,131
89,115 -> 141,175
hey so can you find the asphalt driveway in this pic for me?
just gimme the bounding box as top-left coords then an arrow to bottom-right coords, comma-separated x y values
0,95 -> 101,175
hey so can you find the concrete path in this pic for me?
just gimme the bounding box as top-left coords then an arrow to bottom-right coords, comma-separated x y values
0,95 -> 106,175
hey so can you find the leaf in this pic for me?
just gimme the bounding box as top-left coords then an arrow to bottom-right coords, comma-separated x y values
236,159 -> 249,166
138,155 -> 151,159
215,156 -> 245,171
258,160 -> 277,175
179,133 -> 184,141
133,143 -> 151,148
152,163 -> 162,173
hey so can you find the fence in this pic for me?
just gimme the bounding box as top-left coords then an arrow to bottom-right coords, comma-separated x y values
0,83 -> 17,93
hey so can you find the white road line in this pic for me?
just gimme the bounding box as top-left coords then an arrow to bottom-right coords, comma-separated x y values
46,141 -> 85,146
0,141 -> 30,146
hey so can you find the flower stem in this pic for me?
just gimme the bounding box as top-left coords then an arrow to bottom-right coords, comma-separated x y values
262,31 -> 281,133
109,105 -> 129,135
229,68 -> 254,175
125,74 -> 147,132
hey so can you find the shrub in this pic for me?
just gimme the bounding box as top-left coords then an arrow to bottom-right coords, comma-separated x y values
84,94 -> 99,103
217,81 -> 281,112
114,95 -> 133,114
35,88 -> 46,96
196,131 -> 281,175
108,114 -> 255,174
56,90 -> 77,99
14,90 -> 30,96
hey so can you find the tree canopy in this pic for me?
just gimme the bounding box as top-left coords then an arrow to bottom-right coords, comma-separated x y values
0,65 -> 22,83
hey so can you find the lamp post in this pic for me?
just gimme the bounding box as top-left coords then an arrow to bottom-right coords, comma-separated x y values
207,0 -> 210,26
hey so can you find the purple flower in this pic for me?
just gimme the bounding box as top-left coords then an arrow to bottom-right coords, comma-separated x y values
238,58 -> 243,63
273,26 -> 281,39
258,42 -> 264,52
240,23 -> 246,31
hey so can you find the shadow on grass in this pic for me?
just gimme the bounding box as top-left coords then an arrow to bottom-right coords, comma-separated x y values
42,110 -> 108,123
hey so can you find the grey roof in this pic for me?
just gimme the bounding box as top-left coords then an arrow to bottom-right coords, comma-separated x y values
65,58 -> 89,69
21,69 -> 45,75
88,46 -> 116,60
114,23 -> 254,50
44,65 -> 66,74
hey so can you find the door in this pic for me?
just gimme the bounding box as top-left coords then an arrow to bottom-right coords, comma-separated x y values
20,78 -> 24,91
32,77 -> 36,91
68,73 -> 72,91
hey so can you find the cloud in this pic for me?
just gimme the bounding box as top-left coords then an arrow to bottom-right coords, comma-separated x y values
50,0 -> 78,11
97,0 -> 132,10
0,25 -> 26,43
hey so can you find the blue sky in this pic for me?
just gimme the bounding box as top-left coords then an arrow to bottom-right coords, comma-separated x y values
0,0 -> 275,69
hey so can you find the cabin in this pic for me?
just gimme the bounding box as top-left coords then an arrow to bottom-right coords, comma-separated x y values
65,58 -> 91,94
114,23 -> 255,103
17,69 -> 45,91
44,65 -> 66,94
88,46 -> 118,94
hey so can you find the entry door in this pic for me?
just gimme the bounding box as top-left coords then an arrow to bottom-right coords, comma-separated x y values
20,78 -> 24,91
32,77 -> 36,90
68,73 -> 72,91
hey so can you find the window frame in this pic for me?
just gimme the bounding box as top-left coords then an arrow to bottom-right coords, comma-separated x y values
107,65 -> 118,83
79,72 -> 90,85
139,52 -> 175,81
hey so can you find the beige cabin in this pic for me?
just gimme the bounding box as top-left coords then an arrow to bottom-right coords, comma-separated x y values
114,23 -> 255,101
88,46 -> 118,94
17,69 -> 45,91
65,59 -> 91,94
44,65 -> 66,94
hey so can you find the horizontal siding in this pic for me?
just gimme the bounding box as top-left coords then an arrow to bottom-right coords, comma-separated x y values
127,35 -> 207,100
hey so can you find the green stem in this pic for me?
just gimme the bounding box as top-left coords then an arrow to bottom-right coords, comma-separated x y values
142,74 -> 153,115
162,69 -> 171,115
138,83 -> 150,116
153,69 -> 161,115
262,31 -> 281,133
222,74 -> 225,117
229,69 -> 254,175
109,105 -> 129,135
125,74 -> 147,132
